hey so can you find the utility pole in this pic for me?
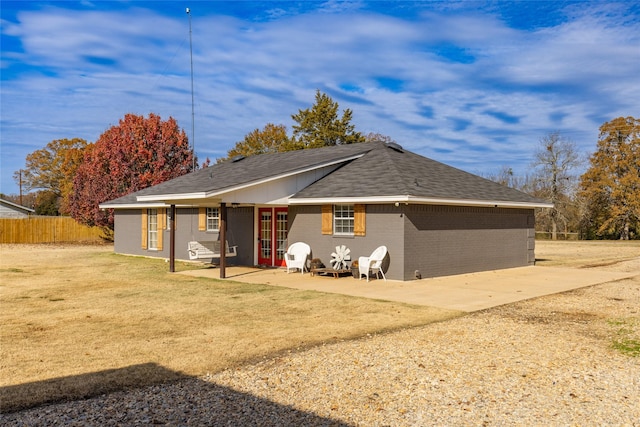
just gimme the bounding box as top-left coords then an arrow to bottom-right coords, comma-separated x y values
19,169 -> 23,206
186,7 -> 195,171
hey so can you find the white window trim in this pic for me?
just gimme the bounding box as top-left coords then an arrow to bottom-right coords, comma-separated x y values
206,207 -> 220,232
148,208 -> 158,250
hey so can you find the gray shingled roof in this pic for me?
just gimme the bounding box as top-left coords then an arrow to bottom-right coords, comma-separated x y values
102,141 -> 549,207
101,143 -> 375,206
291,142 -> 547,205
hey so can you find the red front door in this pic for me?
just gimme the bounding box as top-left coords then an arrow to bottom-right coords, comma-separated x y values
258,207 -> 288,266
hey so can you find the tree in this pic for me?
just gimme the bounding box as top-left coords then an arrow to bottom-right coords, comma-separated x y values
291,90 -> 365,148
69,113 -> 194,230
14,138 -> 89,215
579,116 -> 640,240
484,166 -> 522,189
364,132 -> 396,144
0,192 -> 37,211
221,91 -> 368,161
221,123 -> 291,162
531,132 -> 582,240
34,190 -> 59,216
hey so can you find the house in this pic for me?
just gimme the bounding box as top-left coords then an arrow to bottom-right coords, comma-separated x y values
0,198 -> 35,218
100,141 -> 552,280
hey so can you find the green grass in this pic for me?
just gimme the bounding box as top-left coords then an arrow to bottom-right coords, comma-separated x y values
609,318 -> 640,357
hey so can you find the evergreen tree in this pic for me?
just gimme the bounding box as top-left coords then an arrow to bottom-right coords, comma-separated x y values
291,90 -> 365,148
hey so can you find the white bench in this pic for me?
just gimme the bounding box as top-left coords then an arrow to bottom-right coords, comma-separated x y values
188,241 -> 237,261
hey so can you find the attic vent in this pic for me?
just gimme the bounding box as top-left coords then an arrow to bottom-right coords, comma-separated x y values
387,142 -> 404,153
232,155 -> 246,162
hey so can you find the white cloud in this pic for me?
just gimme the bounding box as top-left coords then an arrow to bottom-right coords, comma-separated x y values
1,2 -> 638,193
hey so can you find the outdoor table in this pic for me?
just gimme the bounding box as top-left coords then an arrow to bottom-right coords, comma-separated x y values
310,267 -> 352,278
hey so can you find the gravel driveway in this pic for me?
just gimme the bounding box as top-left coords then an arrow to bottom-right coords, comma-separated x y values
3,260 -> 639,426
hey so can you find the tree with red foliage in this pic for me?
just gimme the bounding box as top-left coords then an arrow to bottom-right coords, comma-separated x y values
70,113 -> 194,230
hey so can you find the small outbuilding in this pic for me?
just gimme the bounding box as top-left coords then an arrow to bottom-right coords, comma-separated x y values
0,198 -> 35,218
100,142 -> 552,280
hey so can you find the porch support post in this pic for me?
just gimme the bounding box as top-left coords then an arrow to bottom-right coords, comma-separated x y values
220,202 -> 227,279
169,204 -> 176,272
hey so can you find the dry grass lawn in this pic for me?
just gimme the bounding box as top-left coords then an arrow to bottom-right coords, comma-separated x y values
1,240 -> 637,413
535,239 -> 640,268
0,243 -> 460,412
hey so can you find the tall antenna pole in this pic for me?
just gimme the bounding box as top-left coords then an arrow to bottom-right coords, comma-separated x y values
187,7 -> 195,170
19,169 -> 23,207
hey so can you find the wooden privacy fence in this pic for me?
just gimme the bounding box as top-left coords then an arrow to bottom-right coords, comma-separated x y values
0,217 -> 103,244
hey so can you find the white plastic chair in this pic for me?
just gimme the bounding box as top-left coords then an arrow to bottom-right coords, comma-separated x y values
284,242 -> 311,274
359,246 -> 388,282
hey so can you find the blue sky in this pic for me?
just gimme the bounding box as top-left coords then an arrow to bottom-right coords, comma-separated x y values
1,0 -> 639,195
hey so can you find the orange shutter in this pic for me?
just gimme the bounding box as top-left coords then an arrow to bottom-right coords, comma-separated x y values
157,209 -> 165,251
321,205 -> 333,235
159,209 -> 166,230
354,204 -> 366,236
141,209 -> 148,249
198,207 -> 206,231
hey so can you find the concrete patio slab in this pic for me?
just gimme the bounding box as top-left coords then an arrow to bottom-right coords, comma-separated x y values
177,265 -> 636,312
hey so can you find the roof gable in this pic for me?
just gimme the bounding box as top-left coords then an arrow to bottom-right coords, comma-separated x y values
101,143 -> 374,206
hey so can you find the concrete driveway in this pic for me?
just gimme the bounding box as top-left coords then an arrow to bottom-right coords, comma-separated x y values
178,265 -> 635,312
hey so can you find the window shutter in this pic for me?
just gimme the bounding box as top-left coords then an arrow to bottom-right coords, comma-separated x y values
141,210 -> 148,249
198,207 -> 206,231
157,209 -> 165,251
159,209 -> 166,230
354,204 -> 366,236
321,205 -> 333,235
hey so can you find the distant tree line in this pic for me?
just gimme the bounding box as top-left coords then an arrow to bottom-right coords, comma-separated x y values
9,90 -> 638,240
484,117 -> 639,240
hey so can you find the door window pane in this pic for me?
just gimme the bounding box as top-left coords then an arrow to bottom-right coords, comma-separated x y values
260,211 -> 272,259
275,210 -> 288,262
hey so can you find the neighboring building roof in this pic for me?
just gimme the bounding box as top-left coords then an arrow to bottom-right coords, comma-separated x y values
0,198 -> 35,217
101,142 -> 552,209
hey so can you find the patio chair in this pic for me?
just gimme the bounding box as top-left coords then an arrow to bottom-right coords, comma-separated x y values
359,245 -> 388,282
284,242 -> 311,274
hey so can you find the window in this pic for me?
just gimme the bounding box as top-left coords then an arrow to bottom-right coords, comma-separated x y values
147,209 -> 158,250
141,209 -> 164,250
322,204 -> 365,236
206,207 -> 219,231
333,204 -> 354,235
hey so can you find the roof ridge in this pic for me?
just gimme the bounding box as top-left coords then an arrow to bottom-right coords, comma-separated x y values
375,143 -> 414,194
